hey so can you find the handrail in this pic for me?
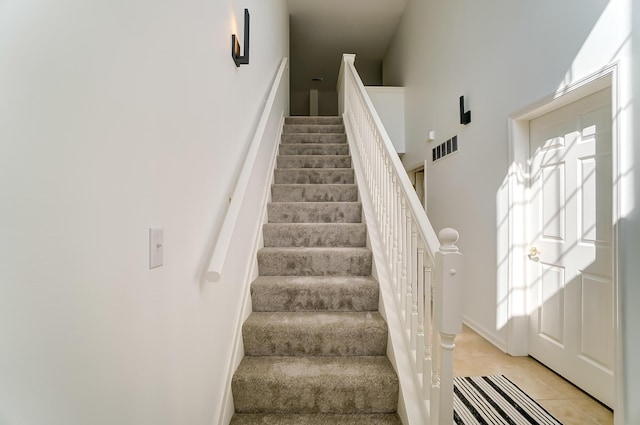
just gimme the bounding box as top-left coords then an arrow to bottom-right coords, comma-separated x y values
338,53 -> 463,424
207,57 -> 288,282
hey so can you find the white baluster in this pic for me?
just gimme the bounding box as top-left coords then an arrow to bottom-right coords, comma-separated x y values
376,150 -> 381,219
400,199 -> 408,315
375,145 -> 380,221
405,215 -> 414,333
410,223 -> 418,346
416,244 -> 425,373
380,153 -> 386,245
390,176 -> 398,291
365,126 -> 370,181
387,167 -> 393,259
431,330 -> 441,425
395,185 -> 402,299
380,155 -> 385,230
423,265 -> 433,400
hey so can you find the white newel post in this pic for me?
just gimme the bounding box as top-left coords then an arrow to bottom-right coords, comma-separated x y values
434,228 -> 462,425
338,54 -> 356,116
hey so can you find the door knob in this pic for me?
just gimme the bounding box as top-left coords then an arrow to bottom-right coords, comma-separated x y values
529,246 -> 541,257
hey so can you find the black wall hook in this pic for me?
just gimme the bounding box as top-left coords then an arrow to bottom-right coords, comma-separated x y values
459,95 -> 471,125
232,9 -> 250,67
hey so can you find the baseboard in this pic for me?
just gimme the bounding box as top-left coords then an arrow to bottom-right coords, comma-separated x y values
462,315 -> 508,353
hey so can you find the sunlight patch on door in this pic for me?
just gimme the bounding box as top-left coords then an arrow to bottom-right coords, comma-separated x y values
543,136 -> 565,150
580,273 -> 614,373
538,263 -> 565,347
579,156 -> 597,243
541,163 -> 566,241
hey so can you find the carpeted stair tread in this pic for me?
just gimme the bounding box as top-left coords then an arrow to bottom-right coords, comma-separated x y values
251,276 -> 379,312
229,413 -> 402,425
274,168 -> 354,184
243,311 -> 387,356
283,124 -> 345,134
285,116 -> 343,126
257,247 -> 372,276
267,202 -> 362,223
277,155 -> 351,169
231,115 -> 399,421
271,184 -> 358,202
281,133 -> 347,144
263,223 -> 366,247
232,356 -> 398,414
279,143 -> 349,156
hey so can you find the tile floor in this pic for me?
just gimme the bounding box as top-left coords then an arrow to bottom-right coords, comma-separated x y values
453,325 -> 614,425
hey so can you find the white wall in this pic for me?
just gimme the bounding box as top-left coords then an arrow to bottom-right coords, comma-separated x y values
365,87 -> 406,154
623,2 -> 640,421
384,0 -> 637,420
355,58 -> 383,86
0,0 -> 288,424
289,57 -> 381,116
291,89 -> 338,116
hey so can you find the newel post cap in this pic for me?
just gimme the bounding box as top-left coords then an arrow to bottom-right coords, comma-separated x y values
342,53 -> 356,63
438,227 -> 459,253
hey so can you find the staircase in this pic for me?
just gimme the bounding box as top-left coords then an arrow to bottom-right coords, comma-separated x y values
229,116 -> 402,425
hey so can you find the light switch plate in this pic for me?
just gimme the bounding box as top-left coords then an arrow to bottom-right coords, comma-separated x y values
149,228 -> 163,269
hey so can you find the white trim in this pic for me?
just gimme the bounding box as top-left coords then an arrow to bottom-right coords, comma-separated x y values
506,63 -> 621,414
406,165 -> 427,214
608,65 -> 624,425
404,159 -> 428,174
365,86 -> 406,94
215,114 -> 285,425
462,315 -> 508,353
207,58 -> 288,282
510,64 -> 616,120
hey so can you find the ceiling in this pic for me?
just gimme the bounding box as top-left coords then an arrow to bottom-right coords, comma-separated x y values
288,0 -> 407,95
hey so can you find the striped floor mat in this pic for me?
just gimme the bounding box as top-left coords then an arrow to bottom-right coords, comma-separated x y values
454,375 -> 562,425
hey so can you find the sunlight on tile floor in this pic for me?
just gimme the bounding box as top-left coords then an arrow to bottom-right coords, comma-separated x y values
454,325 -> 614,425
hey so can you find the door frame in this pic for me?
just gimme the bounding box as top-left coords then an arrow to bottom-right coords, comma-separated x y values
505,64 -> 622,417
407,160 -> 428,213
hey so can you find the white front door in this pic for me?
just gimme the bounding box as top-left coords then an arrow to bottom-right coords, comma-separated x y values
527,87 -> 614,407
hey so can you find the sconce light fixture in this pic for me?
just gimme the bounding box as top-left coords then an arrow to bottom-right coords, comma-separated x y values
232,9 -> 250,67
459,95 -> 471,125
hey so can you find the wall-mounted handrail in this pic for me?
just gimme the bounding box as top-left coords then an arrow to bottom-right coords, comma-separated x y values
338,53 -> 463,424
207,57 -> 288,282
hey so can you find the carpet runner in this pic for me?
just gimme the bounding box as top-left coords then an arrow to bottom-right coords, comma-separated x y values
454,375 -> 563,425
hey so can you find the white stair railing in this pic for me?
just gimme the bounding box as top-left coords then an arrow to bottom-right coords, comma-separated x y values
338,53 -> 463,424
207,57 -> 288,282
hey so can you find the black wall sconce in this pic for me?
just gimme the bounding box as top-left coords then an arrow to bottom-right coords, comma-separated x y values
459,95 -> 471,125
232,9 -> 250,67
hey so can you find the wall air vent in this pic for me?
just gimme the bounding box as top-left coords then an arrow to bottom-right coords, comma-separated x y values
432,135 -> 458,162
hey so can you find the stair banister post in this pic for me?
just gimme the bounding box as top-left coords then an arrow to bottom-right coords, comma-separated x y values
337,54 -> 356,116
434,227 -> 463,425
